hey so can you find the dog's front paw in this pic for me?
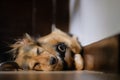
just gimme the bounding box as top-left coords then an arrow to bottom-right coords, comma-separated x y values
74,54 -> 84,70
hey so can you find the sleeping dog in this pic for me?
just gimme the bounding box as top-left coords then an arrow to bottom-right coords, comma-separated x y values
10,27 -> 84,71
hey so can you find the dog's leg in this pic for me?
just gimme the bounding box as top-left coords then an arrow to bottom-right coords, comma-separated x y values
74,54 -> 84,70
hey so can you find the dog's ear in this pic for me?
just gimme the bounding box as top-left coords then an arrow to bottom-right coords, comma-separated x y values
70,36 -> 82,54
10,33 -> 34,60
10,33 -> 34,49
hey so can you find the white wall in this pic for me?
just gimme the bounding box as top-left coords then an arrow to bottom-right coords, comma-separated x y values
69,0 -> 120,46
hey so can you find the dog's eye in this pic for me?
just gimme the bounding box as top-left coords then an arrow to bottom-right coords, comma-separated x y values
37,48 -> 41,55
58,44 -> 66,52
56,43 -> 67,57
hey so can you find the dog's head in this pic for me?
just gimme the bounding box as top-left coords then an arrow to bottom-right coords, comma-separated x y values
10,34 -> 60,71
10,28 -> 83,71
37,27 -> 83,71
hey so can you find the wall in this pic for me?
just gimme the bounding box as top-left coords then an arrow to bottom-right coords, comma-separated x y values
69,0 -> 120,46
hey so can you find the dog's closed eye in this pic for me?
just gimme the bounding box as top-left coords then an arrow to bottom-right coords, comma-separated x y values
36,48 -> 43,55
36,48 -> 40,55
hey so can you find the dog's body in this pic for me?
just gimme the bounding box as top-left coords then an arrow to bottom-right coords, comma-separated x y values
10,27 -> 84,71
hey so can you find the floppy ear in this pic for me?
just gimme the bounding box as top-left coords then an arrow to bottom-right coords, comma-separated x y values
70,35 -> 84,70
10,33 -> 34,59
82,35 -> 119,73
10,33 -> 33,49
70,36 -> 82,54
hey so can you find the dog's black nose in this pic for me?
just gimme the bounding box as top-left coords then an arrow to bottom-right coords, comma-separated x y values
50,57 -> 57,65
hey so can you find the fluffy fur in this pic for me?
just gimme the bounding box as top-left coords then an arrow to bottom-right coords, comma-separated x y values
10,27 -> 84,71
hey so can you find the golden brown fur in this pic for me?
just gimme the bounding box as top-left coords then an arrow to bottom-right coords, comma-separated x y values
37,27 -> 84,70
10,27 -> 84,71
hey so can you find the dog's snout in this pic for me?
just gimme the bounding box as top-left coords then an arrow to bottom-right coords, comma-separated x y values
50,57 -> 57,65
